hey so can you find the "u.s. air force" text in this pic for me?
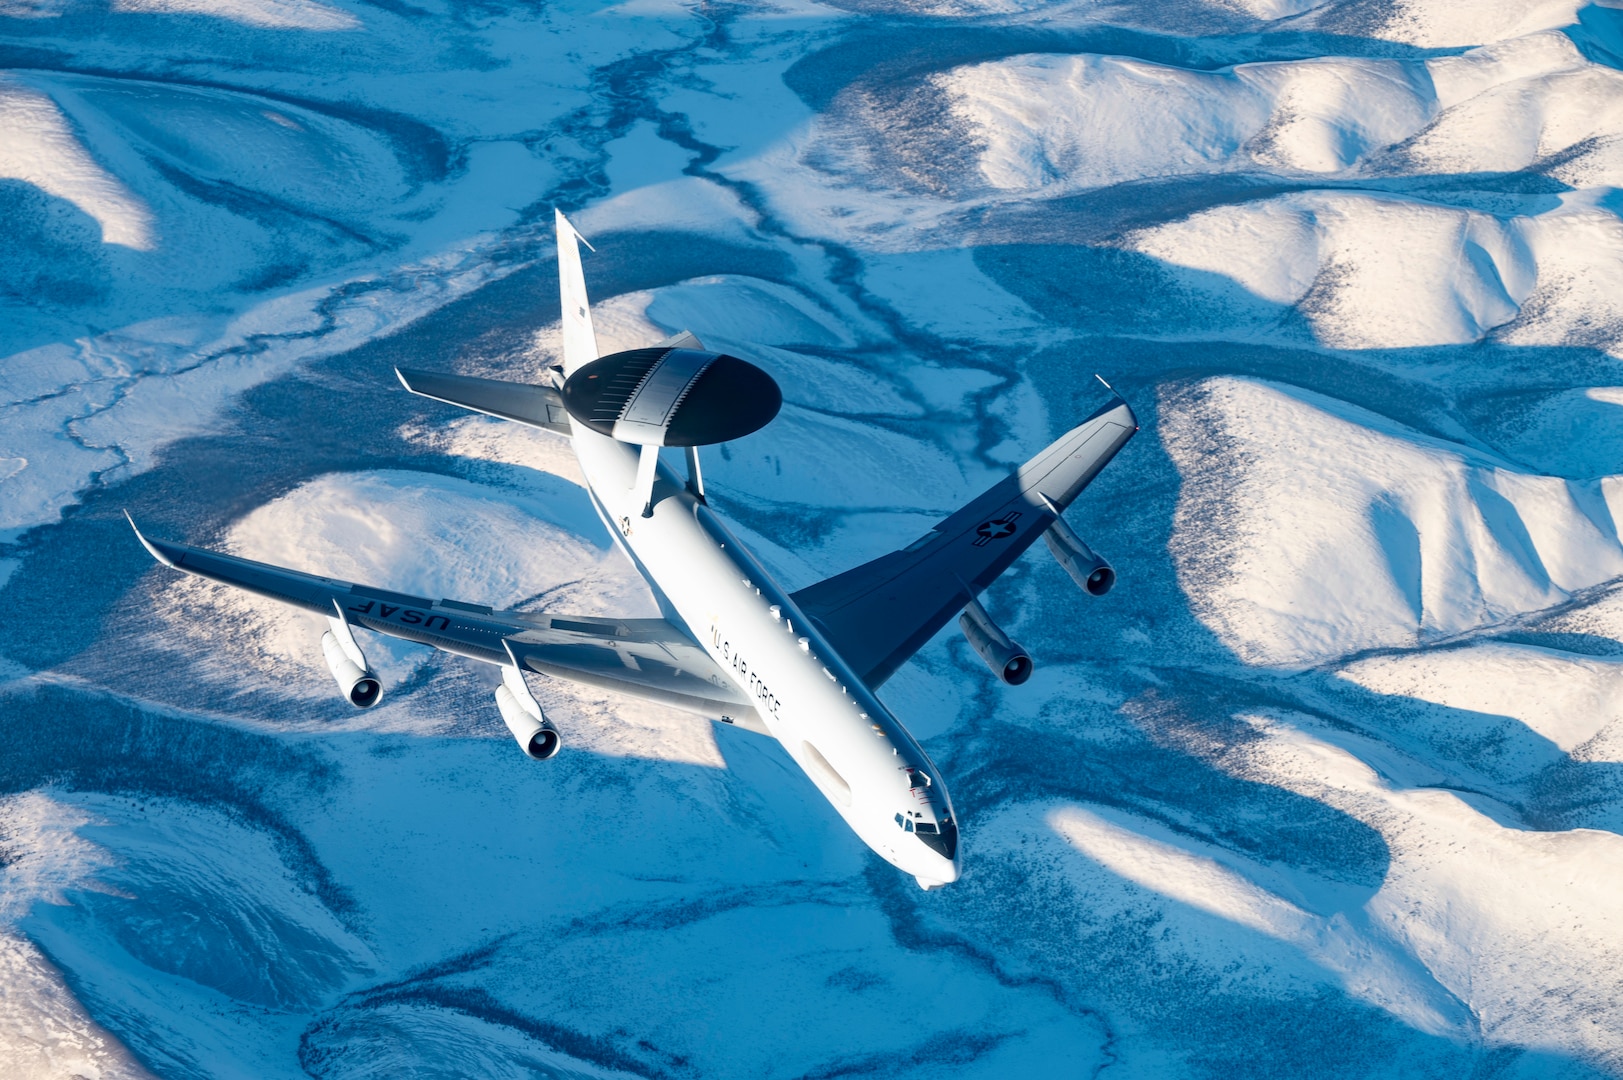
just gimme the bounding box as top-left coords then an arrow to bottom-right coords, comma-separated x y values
711,623 -> 782,718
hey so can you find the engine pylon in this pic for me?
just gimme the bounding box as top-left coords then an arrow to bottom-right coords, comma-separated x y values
323,603 -> 381,708
958,595 -> 1033,686
497,641 -> 562,760
1041,496 -> 1115,596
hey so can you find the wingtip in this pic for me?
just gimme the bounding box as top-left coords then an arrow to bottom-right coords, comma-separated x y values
1095,373 -> 1136,424
124,510 -> 178,568
394,366 -> 414,394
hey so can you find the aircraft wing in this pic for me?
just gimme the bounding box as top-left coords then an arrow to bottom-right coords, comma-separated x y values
127,516 -> 752,718
789,398 -> 1137,689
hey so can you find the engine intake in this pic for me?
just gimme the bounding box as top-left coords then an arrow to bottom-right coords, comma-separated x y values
495,660 -> 562,760
1043,504 -> 1115,596
959,596 -> 1033,686
321,625 -> 381,708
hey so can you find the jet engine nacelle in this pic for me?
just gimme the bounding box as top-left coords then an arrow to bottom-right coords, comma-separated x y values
495,664 -> 562,760
321,629 -> 382,708
1043,507 -> 1115,596
958,596 -> 1033,686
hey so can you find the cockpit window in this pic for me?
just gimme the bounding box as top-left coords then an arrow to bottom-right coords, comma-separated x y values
913,818 -> 958,859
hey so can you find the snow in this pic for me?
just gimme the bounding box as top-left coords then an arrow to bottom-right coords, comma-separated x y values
111,0 -> 360,30
0,795 -> 151,1080
1373,0 -> 1588,48
1164,377 -> 1623,666
946,53 -> 1431,190
858,248 -> 1048,344
0,79 -> 154,250
0,933 -> 156,1080
1338,642 -> 1623,757
0,238 -> 527,543
941,34 -> 1623,195
1047,802 -> 1468,1035
1495,386 -> 1623,477
645,274 -> 856,349
1123,188 -> 1623,351
0,35 -> 570,541
1240,711 -> 1623,1070
6,0 -> 1623,1075
1134,191 -> 1539,347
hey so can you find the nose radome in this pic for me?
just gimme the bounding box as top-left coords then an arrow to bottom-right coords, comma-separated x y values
912,851 -> 961,891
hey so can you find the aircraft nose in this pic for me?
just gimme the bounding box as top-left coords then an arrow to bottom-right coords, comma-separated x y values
914,855 -> 960,891
907,817 -> 961,888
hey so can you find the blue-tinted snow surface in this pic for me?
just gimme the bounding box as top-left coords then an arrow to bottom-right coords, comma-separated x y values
5,0 -> 1623,1076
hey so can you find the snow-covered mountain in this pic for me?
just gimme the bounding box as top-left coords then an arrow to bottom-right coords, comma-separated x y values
4,0 -> 1623,1075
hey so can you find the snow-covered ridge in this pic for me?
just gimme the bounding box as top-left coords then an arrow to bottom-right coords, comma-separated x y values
1164,377 -> 1623,667
943,32 -> 1621,191
1,67 -> 413,327
1334,641 -> 1623,801
0,78 -> 153,250
816,0 -> 1587,45
752,26 -> 1623,357
1129,189 -> 1623,349
111,0 -> 359,30
8,0 -> 1623,1073
1237,711 -> 1623,1070
1046,800 -> 1468,1035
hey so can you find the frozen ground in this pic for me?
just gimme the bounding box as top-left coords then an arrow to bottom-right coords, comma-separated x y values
4,0 -> 1623,1076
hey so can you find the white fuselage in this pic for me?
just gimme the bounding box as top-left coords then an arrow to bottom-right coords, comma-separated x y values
569,425 -> 961,887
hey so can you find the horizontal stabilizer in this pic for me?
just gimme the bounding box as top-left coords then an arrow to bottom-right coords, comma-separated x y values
652,329 -> 704,351
396,368 -> 571,434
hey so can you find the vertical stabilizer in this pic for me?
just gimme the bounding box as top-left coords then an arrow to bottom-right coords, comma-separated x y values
555,208 -> 599,375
